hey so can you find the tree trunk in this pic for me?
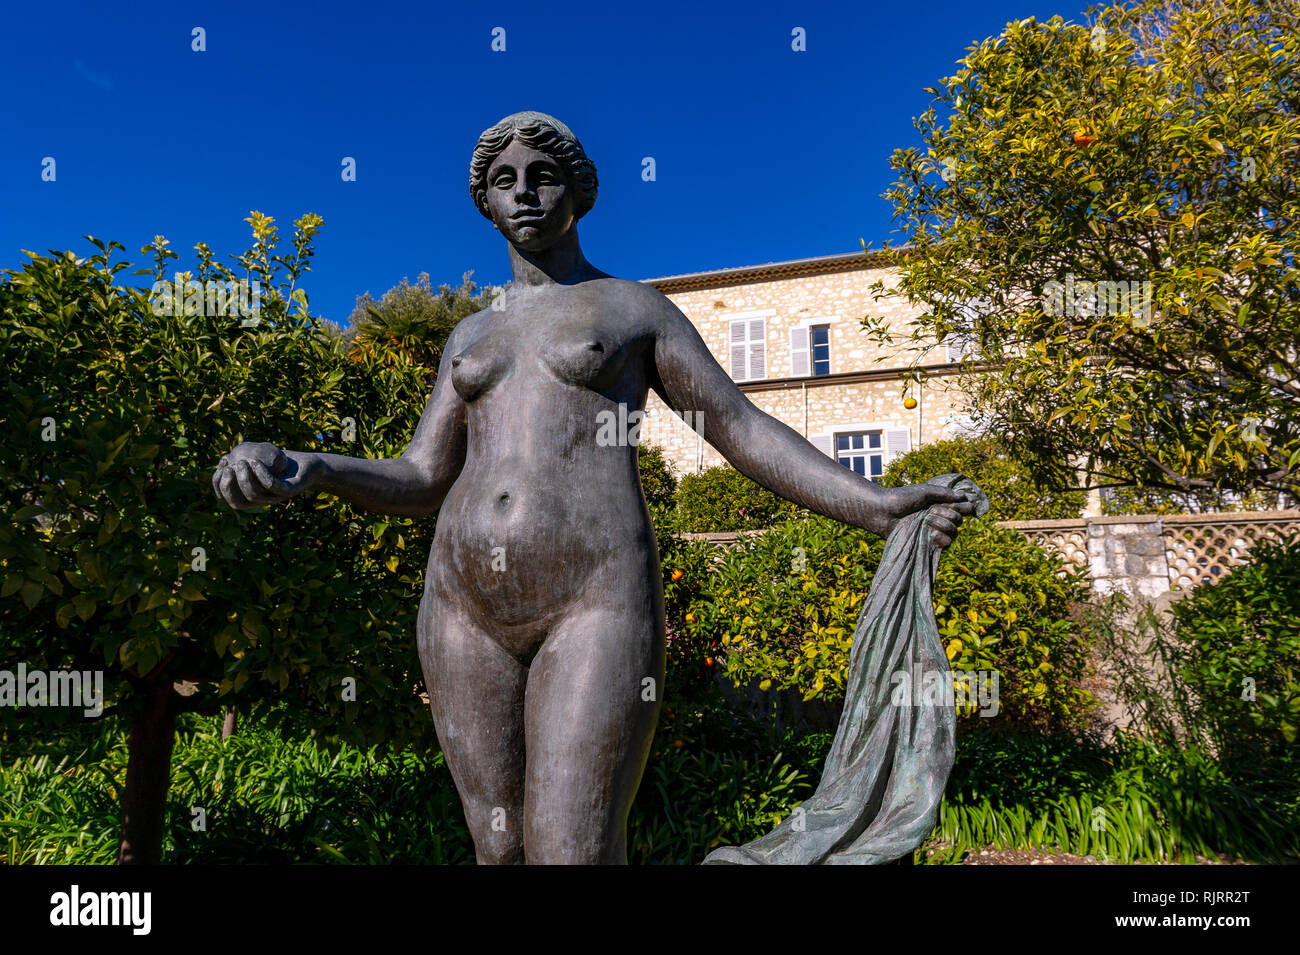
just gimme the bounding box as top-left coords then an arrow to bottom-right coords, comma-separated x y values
117,679 -> 177,865
221,706 -> 238,741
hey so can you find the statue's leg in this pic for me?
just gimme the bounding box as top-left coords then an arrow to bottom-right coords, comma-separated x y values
418,595 -> 528,865
522,599 -> 665,864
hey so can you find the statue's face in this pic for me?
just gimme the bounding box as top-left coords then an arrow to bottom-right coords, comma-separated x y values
485,139 -> 577,251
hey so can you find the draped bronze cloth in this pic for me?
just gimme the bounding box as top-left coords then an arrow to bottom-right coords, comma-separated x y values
703,473 -> 989,865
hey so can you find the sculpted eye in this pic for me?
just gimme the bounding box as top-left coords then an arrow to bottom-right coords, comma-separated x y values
492,173 -> 515,189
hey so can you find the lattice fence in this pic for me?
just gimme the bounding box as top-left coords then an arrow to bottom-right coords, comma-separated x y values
1162,513 -> 1300,590
999,511 -> 1300,594
1012,525 -> 1089,572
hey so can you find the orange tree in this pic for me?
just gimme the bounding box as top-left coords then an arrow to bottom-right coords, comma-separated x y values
681,515 -> 1095,733
867,0 -> 1300,503
0,216 -> 438,863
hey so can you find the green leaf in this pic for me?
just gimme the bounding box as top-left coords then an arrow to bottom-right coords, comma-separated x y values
142,588 -> 169,612
55,602 -> 76,628
20,582 -> 43,609
72,593 -> 97,622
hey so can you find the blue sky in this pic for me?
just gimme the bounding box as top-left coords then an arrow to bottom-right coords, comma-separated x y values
2,0 -> 1076,326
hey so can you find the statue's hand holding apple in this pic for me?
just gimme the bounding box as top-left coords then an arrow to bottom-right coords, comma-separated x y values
211,441 -> 320,510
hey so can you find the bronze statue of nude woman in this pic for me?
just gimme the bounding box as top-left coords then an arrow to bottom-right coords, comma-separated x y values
211,110 -> 975,864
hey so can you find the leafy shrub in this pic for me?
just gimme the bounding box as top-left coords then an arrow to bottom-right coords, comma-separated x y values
658,536 -> 724,702
345,271 -> 496,373
638,443 -> 678,515
683,515 -> 878,700
1090,534 -> 1300,768
881,436 -> 1084,521
1169,534 -> 1300,762
675,465 -> 806,532
0,222 -> 456,862
641,446 -> 739,700
935,519 -> 1096,732
682,515 -> 1098,733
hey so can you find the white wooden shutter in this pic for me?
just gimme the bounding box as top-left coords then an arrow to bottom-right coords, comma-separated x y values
790,326 -> 810,377
885,427 -> 912,463
810,434 -> 834,457
946,334 -> 970,363
728,318 -> 767,381
729,321 -> 747,379
748,318 -> 765,379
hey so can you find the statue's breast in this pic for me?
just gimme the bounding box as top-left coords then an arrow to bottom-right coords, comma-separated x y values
449,339 -> 512,402
538,334 -> 630,391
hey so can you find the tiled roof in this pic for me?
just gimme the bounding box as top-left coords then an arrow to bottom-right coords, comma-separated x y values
640,247 -> 909,292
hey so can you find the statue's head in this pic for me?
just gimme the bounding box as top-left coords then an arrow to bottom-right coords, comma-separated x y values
470,111 -> 599,250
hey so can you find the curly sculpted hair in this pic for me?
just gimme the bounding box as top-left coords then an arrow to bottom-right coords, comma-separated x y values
469,111 -> 599,222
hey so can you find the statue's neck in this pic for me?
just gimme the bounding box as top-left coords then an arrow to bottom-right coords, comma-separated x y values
507,227 -> 591,287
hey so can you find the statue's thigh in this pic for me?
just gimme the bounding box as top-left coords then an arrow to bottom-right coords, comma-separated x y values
418,596 -> 529,864
522,602 -> 665,864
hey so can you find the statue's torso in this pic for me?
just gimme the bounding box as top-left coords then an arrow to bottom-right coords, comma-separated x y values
426,278 -> 666,647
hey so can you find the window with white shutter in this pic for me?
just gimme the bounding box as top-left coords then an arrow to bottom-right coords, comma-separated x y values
791,323 -> 830,378
790,326 -> 810,377
748,317 -> 765,379
730,321 -> 747,379
885,427 -> 912,463
729,318 -> 766,381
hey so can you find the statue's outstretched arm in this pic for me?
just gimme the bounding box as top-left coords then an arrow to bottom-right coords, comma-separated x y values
212,320 -> 470,518
648,296 -> 970,540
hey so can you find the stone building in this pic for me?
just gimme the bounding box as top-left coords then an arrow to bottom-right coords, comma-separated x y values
639,250 -> 977,478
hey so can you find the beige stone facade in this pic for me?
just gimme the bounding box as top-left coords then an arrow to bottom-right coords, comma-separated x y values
639,251 -> 979,478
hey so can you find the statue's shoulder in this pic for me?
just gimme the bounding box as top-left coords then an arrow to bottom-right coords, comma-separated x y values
596,275 -> 677,319
443,309 -> 487,352
454,308 -> 490,336
592,274 -> 659,296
